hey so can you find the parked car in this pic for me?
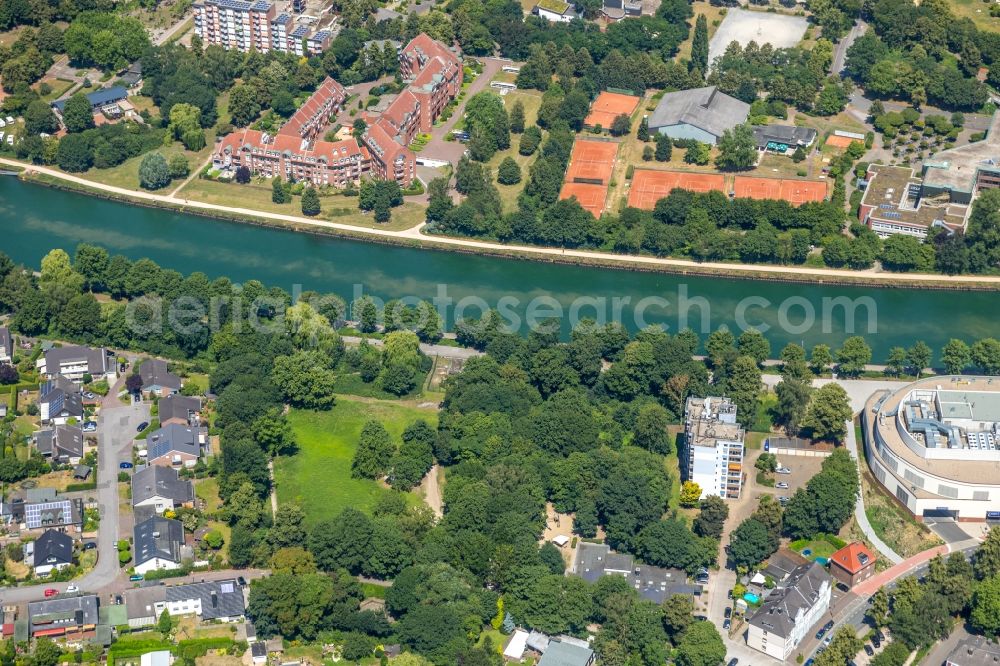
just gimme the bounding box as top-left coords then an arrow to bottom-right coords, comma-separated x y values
775,482 -> 789,489
83,391 -> 96,400
822,621 -> 834,632
44,589 -> 58,597
875,630 -> 885,643
129,574 -> 144,581
5,116 -> 13,124
727,659 -> 738,666
776,467 -> 791,474
83,422 -> 97,432
119,461 -> 133,469
115,595 -> 123,605
864,645 -> 874,656
724,607 -> 732,619
237,576 -> 247,586
83,542 -> 97,550
136,421 -> 149,432
723,619 -> 731,630
872,636 -> 881,649
823,634 -> 832,646
778,496 -> 791,504
65,585 -> 79,593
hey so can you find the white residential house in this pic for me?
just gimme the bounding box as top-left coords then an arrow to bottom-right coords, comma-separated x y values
746,562 -> 832,661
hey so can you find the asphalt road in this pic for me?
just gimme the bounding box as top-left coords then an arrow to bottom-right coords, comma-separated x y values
831,19 -> 866,75
0,380 -> 148,603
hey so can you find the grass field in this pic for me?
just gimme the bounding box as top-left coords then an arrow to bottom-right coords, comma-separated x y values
35,78 -> 76,104
488,89 -> 545,212
676,1 -> 729,62
274,397 -> 438,525
81,140 -> 214,190
178,178 -> 425,232
949,0 -> 1000,32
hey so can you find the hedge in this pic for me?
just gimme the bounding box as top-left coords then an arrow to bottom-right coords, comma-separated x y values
108,639 -> 172,660
66,481 -> 97,492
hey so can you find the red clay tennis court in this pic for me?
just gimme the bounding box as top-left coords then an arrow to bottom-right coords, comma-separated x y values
584,92 -> 641,129
564,139 -> 618,185
825,134 -> 862,149
627,170 -> 726,209
560,182 -> 608,218
733,176 -> 827,205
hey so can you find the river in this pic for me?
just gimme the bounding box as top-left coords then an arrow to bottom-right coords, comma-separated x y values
1,177 -> 995,359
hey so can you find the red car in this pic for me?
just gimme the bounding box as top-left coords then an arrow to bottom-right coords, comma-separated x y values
44,588 -> 58,597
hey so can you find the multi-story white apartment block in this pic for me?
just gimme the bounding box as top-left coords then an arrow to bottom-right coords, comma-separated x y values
684,396 -> 746,500
193,0 -> 276,52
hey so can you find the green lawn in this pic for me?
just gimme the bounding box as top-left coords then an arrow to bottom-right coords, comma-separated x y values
949,0 -> 1000,32
488,90 -> 544,212
790,538 -> 838,562
80,139 -> 213,190
274,398 -> 438,526
178,178 -> 425,232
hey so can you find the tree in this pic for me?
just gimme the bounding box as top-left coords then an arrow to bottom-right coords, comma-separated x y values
866,587 -> 889,627
662,594 -> 695,640
715,124 -> 757,170
139,153 -> 172,190
509,100 -> 525,133
56,134 -> 93,172
168,154 -> 190,179
693,495 -> 728,539
272,177 -> 290,204
637,117 -> 649,142
158,608 -> 173,635
836,336 -> 871,376
235,166 -> 252,184
774,378 -> 812,434
792,145 -> 807,162
633,402 -> 672,454
907,341 -> 931,376
464,91 -> 510,162
811,344 -> 833,374
301,187 -> 321,216
737,329 -> 771,364
975,527 -> 1000,579
654,133 -> 672,162
497,157 -> 522,185
309,507 -> 374,573
728,517 -> 777,569
519,126 -> 542,156
941,338 -> 971,374
801,383 -> 852,442
679,481 -> 702,507
168,102 -> 204,150
24,99 -> 59,135
684,141 -> 710,165
610,113 -> 631,137
62,92 -> 95,133
972,573 -> 1000,635
229,83 -> 262,126
691,14 -> 709,74
885,346 -> 907,377
352,419 -> 395,479
271,351 -> 337,409
675,621 -> 726,666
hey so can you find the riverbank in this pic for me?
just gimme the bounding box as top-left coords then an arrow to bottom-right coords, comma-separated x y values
6,157 -> 1000,290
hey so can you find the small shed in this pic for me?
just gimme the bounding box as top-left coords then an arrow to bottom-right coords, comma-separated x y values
551,535 -> 570,547
73,465 -> 92,480
503,630 -> 529,661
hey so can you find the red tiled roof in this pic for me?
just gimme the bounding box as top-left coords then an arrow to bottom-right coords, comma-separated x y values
218,127 -> 364,163
277,76 -> 345,138
403,33 -> 458,70
380,90 -> 420,135
365,121 -> 408,163
830,542 -> 876,574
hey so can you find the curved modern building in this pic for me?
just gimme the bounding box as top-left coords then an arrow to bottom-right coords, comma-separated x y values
863,376 -> 1000,522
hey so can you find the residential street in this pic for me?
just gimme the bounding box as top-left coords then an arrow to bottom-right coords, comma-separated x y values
0,374 -> 148,602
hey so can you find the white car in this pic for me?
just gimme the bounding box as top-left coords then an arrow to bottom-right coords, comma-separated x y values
776,467 -> 791,474
65,585 -> 79,593
0,133 -> 5,141
6,136 -> 12,145
5,116 -> 13,124
775,482 -> 789,489
0,120 -> 6,128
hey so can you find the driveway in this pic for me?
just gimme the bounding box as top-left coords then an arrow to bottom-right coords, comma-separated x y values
925,519 -> 976,545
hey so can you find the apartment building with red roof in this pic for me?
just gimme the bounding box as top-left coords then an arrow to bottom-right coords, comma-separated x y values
277,77 -> 346,141
214,128 -> 369,187
398,33 -> 463,132
362,122 -> 417,185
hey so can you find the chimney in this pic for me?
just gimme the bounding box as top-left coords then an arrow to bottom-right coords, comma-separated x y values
702,87 -> 718,109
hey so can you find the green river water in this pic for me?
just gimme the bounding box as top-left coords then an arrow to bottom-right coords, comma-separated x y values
1,177 -> 996,359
